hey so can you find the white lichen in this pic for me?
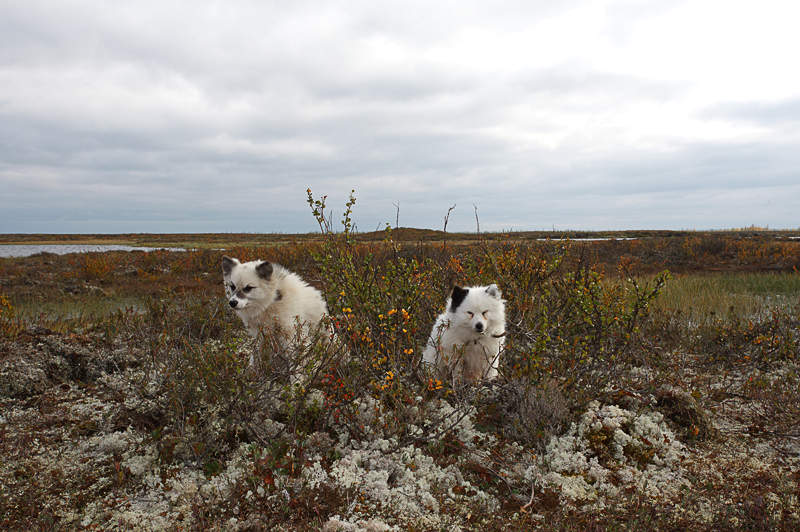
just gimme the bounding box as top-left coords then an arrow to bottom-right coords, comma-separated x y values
536,401 -> 690,506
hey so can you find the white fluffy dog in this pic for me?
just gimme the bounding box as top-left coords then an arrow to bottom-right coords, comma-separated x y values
422,284 -> 506,382
222,256 -> 328,349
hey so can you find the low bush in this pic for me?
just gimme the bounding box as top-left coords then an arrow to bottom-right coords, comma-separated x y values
695,304 -> 800,366
0,294 -> 23,340
299,189 -> 668,448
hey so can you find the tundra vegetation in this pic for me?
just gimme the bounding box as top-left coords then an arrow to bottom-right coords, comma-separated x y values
1,192 -> 799,530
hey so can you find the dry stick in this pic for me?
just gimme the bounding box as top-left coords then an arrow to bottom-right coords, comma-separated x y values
469,457 -> 515,495
442,204 -> 456,247
520,482 -> 536,513
412,401 -> 475,446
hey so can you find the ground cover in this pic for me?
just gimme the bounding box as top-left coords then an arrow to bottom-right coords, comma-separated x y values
1,214 -> 799,529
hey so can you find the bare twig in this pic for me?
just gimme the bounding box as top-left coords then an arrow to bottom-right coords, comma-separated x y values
520,481 -> 536,512
443,204 -> 456,234
443,204 -> 456,247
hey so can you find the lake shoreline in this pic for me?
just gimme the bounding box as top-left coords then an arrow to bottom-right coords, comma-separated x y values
0,244 -> 187,258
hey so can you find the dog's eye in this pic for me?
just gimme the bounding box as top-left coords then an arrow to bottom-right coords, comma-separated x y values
482,310 -> 489,318
466,311 -> 474,318
243,285 -> 254,293
229,283 -> 236,291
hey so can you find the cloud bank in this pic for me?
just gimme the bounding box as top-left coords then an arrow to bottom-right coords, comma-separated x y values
1,0 -> 799,233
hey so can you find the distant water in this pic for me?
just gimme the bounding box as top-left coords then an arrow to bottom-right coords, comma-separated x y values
536,237 -> 638,242
0,244 -> 185,258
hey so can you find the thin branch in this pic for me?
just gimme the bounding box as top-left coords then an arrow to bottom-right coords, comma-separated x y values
443,204 -> 456,247
392,201 -> 400,229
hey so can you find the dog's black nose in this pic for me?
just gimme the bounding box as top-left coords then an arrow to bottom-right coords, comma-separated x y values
229,299 -> 238,308
475,322 -> 484,332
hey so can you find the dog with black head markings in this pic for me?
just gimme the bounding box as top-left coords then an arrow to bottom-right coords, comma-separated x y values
222,256 -> 329,353
422,284 -> 506,383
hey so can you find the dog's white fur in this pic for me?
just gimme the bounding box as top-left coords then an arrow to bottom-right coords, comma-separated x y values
422,284 -> 506,382
222,256 -> 328,345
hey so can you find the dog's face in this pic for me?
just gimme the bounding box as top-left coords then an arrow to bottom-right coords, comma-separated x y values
222,256 -> 276,311
448,284 -> 504,335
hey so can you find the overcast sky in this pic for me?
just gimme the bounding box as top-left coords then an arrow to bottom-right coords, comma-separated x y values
1,0 -> 799,234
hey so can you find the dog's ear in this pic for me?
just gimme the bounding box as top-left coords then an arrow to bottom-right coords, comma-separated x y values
256,261 -> 273,280
450,285 -> 469,312
222,256 -> 239,276
485,284 -> 501,299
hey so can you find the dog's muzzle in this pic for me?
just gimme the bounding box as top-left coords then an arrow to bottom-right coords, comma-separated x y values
474,322 -> 484,333
229,299 -> 238,308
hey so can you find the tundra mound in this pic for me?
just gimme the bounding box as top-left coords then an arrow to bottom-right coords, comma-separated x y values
536,400 -> 690,508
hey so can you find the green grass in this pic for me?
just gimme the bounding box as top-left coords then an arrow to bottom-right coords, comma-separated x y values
10,294 -> 144,321
652,272 -> 800,323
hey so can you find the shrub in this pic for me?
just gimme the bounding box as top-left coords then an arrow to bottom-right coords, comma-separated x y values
475,378 -> 570,451
82,253 -> 115,280
0,294 -> 23,339
466,240 -> 669,408
305,189 -> 462,444
303,190 -> 668,447
695,304 -> 800,366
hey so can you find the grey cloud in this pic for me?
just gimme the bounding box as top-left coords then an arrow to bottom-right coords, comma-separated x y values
514,67 -> 685,103
555,141 -> 800,194
1,1 -> 798,234
703,99 -> 800,126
